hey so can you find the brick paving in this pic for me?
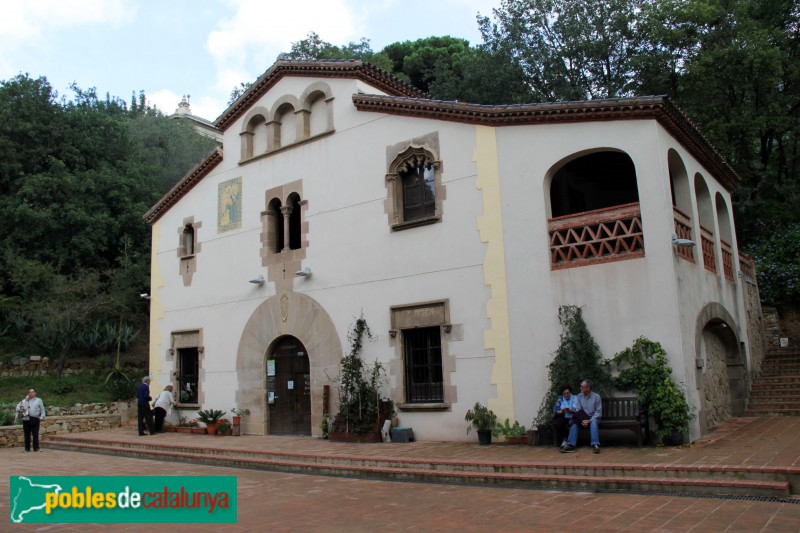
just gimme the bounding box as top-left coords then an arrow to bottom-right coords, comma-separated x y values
3,416 -> 800,532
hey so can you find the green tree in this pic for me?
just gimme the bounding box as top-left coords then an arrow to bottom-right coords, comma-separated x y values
479,0 -> 644,101
382,36 -> 474,94
277,32 -> 394,73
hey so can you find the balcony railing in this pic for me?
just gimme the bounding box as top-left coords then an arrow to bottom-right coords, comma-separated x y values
720,239 -> 735,281
739,253 -> 756,280
700,225 -> 716,273
672,206 -> 695,262
548,202 -> 644,270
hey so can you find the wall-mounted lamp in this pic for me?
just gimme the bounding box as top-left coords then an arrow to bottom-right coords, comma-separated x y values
671,233 -> 696,248
140,293 -> 151,300
295,267 -> 312,277
249,275 -> 265,285
388,330 -> 398,338
443,324 -> 452,334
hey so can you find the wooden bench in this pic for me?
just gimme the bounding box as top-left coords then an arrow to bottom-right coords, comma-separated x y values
554,396 -> 650,447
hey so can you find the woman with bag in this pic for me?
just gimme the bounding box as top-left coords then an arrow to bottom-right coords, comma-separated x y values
16,388 -> 45,452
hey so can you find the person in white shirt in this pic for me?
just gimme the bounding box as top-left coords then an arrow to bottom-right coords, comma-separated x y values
17,388 -> 45,452
152,383 -> 176,433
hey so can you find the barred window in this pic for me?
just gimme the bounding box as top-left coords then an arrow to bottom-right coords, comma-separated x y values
404,327 -> 443,403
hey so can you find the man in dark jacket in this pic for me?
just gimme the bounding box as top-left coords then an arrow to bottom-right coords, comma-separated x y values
136,376 -> 156,436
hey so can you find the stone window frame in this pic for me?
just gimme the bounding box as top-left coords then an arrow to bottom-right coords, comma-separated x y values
260,180 -> 309,283
385,134 -> 445,230
177,217 -> 201,286
388,299 -> 455,411
168,329 -> 204,408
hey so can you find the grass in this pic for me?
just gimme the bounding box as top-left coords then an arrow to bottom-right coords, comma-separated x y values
0,374 -> 120,406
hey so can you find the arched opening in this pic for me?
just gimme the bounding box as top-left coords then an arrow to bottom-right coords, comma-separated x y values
547,150 -> 643,269
308,92 -> 328,137
287,192 -> 302,250
181,224 -> 194,256
266,335 -> 311,436
550,151 -> 639,217
276,103 -> 296,147
267,198 -> 284,253
247,114 -> 268,158
694,174 -> 716,273
668,150 -> 695,261
697,318 -> 745,432
715,193 -> 735,280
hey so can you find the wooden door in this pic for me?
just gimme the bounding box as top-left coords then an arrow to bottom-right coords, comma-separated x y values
267,336 -> 311,435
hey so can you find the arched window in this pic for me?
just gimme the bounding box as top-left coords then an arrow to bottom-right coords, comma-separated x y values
267,198 -> 284,253
181,224 -> 194,256
547,150 -> 643,269
275,103 -> 297,147
386,144 -> 443,230
287,192 -> 302,250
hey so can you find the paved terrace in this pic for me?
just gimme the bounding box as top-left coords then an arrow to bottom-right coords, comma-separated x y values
2,416 -> 799,532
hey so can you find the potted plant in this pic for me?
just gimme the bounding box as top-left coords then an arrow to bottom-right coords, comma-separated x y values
493,418 -> 527,444
465,402 -> 497,445
230,407 -> 250,426
175,410 -> 199,433
216,419 -> 232,436
197,409 -> 226,435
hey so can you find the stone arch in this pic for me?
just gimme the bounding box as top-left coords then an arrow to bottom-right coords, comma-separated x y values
234,292 -> 342,436
693,302 -> 745,434
300,82 -> 334,137
385,134 -> 445,229
694,173 -> 716,272
239,106 -> 269,160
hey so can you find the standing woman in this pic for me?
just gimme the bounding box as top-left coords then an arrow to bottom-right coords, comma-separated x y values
17,388 -> 46,452
152,383 -> 176,433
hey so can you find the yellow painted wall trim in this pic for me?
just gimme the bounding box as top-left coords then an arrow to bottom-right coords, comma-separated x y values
474,125 -> 514,421
148,221 -> 165,390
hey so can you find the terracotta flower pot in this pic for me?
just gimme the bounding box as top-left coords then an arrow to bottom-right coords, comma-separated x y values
232,416 -> 241,426
206,423 -> 218,435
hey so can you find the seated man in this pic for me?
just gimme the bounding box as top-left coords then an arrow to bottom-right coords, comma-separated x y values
560,379 -> 602,454
552,384 -> 577,447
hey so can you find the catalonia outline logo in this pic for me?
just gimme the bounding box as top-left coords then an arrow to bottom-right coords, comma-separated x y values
9,476 -> 237,524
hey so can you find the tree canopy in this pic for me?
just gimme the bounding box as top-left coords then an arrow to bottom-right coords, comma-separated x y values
0,74 -> 218,366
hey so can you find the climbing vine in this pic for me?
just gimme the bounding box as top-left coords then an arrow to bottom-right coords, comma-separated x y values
534,305 -> 613,426
332,314 -> 392,434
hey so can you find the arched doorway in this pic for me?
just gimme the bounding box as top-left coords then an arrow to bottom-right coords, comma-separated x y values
267,336 -> 311,435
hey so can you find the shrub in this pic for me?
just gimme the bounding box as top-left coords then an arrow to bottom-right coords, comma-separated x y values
613,337 -> 693,439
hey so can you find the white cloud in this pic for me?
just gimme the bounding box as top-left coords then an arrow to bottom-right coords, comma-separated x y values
206,0 -> 361,93
0,0 -> 135,78
0,0 -> 134,42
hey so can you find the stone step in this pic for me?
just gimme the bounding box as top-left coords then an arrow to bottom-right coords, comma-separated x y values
766,349 -> 800,358
762,356 -> 800,365
46,435 -> 795,497
747,400 -> 800,410
745,408 -> 800,417
751,376 -> 800,384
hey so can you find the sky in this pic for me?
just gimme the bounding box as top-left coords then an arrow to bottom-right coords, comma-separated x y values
0,0 -> 501,122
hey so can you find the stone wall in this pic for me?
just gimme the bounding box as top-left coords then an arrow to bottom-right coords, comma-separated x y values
742,279 -> 767,375
0,401 -> 135,448
701,331 -> 732,431
763,304 -> 800,352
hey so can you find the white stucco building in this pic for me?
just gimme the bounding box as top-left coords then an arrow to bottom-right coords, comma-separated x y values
145,60 -> 764,442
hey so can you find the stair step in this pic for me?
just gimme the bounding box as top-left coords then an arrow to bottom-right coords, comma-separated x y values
747,401 -> 800,410
45,435 -> 796,497
745,409 -> 800,416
